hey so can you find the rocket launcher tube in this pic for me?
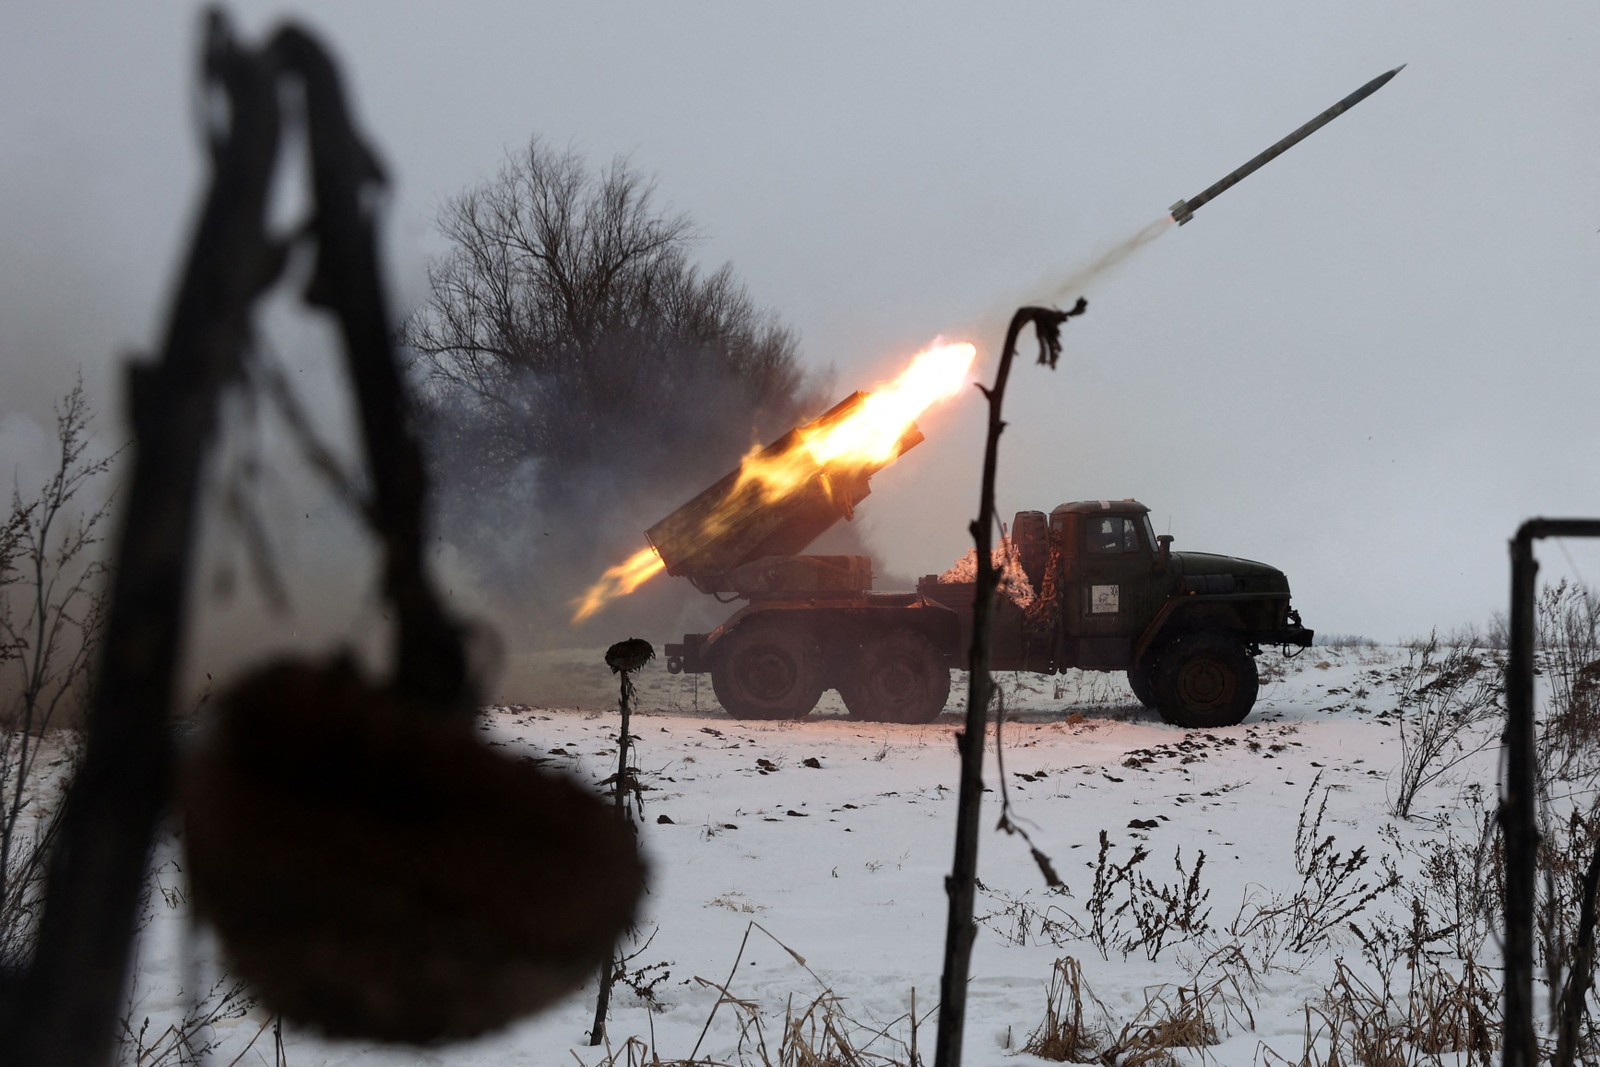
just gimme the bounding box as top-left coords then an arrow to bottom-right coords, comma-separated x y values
645,391 -> 923,593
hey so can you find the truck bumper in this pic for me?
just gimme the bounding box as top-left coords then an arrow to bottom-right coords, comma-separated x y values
1255,608 -> 1314,651
665,634 -> 709,674
1263,625 -> 1315,649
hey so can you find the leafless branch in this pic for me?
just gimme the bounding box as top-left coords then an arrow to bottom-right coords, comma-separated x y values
933,299 -> 1086,1067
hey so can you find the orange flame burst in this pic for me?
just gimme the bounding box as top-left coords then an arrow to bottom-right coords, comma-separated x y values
570,339 -> 977,624
571,547 -> 668,624
736,341 -> 977,503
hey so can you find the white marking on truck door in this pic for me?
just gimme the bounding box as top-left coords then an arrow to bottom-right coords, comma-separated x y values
1091,584 -> 1120,613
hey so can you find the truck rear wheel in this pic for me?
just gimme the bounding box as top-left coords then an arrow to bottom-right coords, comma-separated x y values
1127,663 -> 1156,708
1151,631 -> 1258,728
839,630 -> 950,724
711,620 -> 824,720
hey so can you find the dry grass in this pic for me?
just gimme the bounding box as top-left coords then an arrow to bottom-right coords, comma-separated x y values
579,989 -> 922,1067
773,991 -> 915,1067
1022,957 -> 1249,1066
575,923 -> 928,1067
1285,957 -> 1498,1067
707,893 -> 766,914
1023,957 -> 1108,1062
1108,976 -> 1252,1067
1404,963 -> 1496,1059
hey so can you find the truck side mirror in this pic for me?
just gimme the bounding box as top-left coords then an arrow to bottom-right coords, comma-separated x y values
1157,534 -> 1174,569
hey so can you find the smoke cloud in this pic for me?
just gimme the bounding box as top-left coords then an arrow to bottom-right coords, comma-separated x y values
1048,215 -> 1174,305
416,348 -> 900,704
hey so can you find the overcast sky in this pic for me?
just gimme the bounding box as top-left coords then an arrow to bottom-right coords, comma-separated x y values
2,2 -> 1597,649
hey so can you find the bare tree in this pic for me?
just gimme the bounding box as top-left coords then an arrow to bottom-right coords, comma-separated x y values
404,138 -> 808,513
0,381 -> 113,976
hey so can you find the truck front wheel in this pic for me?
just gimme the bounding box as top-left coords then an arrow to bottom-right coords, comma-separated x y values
840,630 -> 951,724
1151,631 -> 1258,728
711,620 -> 824,720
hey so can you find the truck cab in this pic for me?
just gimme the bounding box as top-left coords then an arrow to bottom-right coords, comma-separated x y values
1047,501 -> 1168,669
921,499 -> 1312,727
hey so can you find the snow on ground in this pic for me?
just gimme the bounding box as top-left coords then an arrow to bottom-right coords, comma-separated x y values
122,644 -> 1513,1065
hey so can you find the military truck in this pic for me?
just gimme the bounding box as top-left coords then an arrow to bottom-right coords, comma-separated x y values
656,395 -> 1311,728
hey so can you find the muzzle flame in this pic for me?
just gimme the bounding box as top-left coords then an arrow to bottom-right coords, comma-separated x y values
735,341 -> 976,503
570,547 -> 667,624
570,339 -> 977,623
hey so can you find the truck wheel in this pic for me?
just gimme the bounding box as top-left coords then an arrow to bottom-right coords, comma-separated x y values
711,620 -> 824,720
840,630 -> 951,724
1126,663 -> 1156,708
1151,631 -> 1258,728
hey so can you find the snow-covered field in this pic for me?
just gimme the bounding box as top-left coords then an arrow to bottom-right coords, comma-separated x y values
124,644 -> 1526,1066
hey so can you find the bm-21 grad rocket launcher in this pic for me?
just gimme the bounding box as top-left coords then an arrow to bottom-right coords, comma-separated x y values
654,399 -> 1311,727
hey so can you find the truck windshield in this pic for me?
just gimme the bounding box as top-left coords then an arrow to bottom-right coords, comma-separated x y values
1086,516 -> 1142,555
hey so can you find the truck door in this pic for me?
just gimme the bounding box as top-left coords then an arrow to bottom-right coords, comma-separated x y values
1060,511 -> 1155,667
